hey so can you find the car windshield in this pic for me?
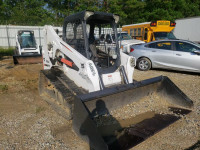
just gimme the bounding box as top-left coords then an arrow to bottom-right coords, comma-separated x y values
112,33 -> 132,41
154,32 -> 176,40
190,41 -> 200,47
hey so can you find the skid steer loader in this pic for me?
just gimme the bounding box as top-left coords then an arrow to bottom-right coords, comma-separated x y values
13,30 -> 42,64
39,11 -> 193,150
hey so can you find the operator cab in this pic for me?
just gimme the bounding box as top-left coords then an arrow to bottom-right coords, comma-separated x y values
63,11 -> 120,74
18,30 -> 37,49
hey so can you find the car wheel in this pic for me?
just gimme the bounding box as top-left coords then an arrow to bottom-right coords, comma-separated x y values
137,58 -> 151,71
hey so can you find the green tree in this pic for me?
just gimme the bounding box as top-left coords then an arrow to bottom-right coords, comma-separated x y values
144,0 -> 200,22
3,0 -> 54,25
122,0 -> 146,24
1,0 -> 200,26
0,0 -> 9,24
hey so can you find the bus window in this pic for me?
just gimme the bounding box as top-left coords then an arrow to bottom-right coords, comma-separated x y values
138,28 -> 141,36
144,28 -> 148,40
130,29 -> 133,37
134,28 -> 137,37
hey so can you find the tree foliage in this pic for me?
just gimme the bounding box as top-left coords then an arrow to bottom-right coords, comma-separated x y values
0,0 -> 200,26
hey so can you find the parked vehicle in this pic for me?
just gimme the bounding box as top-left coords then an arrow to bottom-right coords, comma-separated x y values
122,20 -> 176,43
130,39 -> 200,72
13,30 -> 42,64
39,11 -> 193,150
174,16 -> 200,44
99,32 -> 144,53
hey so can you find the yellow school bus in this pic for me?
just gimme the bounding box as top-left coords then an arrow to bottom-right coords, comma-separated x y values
122,20 -> 176,43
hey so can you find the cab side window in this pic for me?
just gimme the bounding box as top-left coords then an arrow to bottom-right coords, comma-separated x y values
175,42 -> 199,52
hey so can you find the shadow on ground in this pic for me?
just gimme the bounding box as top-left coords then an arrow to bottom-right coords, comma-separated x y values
185,140 -> 200,150
136,68 -> 199,76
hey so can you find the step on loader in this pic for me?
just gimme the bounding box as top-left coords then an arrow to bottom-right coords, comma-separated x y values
13,30 -> 42,64
39,11 -> 193,150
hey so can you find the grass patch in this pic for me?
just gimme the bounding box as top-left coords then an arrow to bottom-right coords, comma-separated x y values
0,84 -> 8,92
35,106 -> 46,114
0,48 -> 14,56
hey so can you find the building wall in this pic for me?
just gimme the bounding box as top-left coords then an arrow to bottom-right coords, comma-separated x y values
174,16 -> 200,43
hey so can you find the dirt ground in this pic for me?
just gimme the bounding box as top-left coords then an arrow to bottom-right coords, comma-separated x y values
0,56 -> 199,150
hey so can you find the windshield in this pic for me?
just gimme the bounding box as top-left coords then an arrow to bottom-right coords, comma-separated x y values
19,32 -> 37,48
154,32 -> 176,40
112,33 -> 132,41
85,21 -> 120,72
190,41 -> 200,47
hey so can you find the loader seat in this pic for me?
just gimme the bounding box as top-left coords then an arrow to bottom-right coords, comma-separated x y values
89,33 -> 98,61
89,44 -> 98,62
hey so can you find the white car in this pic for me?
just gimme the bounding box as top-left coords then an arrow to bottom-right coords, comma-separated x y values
99,32 -> 144,53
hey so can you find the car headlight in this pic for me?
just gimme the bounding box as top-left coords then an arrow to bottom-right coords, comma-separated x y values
130,57 -> 136,67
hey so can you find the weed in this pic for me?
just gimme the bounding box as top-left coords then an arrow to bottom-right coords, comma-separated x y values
0,84 -> 8,92
0,48 -> 14,56
35,106 -> 45,114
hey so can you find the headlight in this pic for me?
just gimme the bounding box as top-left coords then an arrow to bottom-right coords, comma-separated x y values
130,57 -> 136,67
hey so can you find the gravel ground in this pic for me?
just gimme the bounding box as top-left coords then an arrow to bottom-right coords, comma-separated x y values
0,57 -> 199,150
0,57 -> 89,150
132,68 -> 200,150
